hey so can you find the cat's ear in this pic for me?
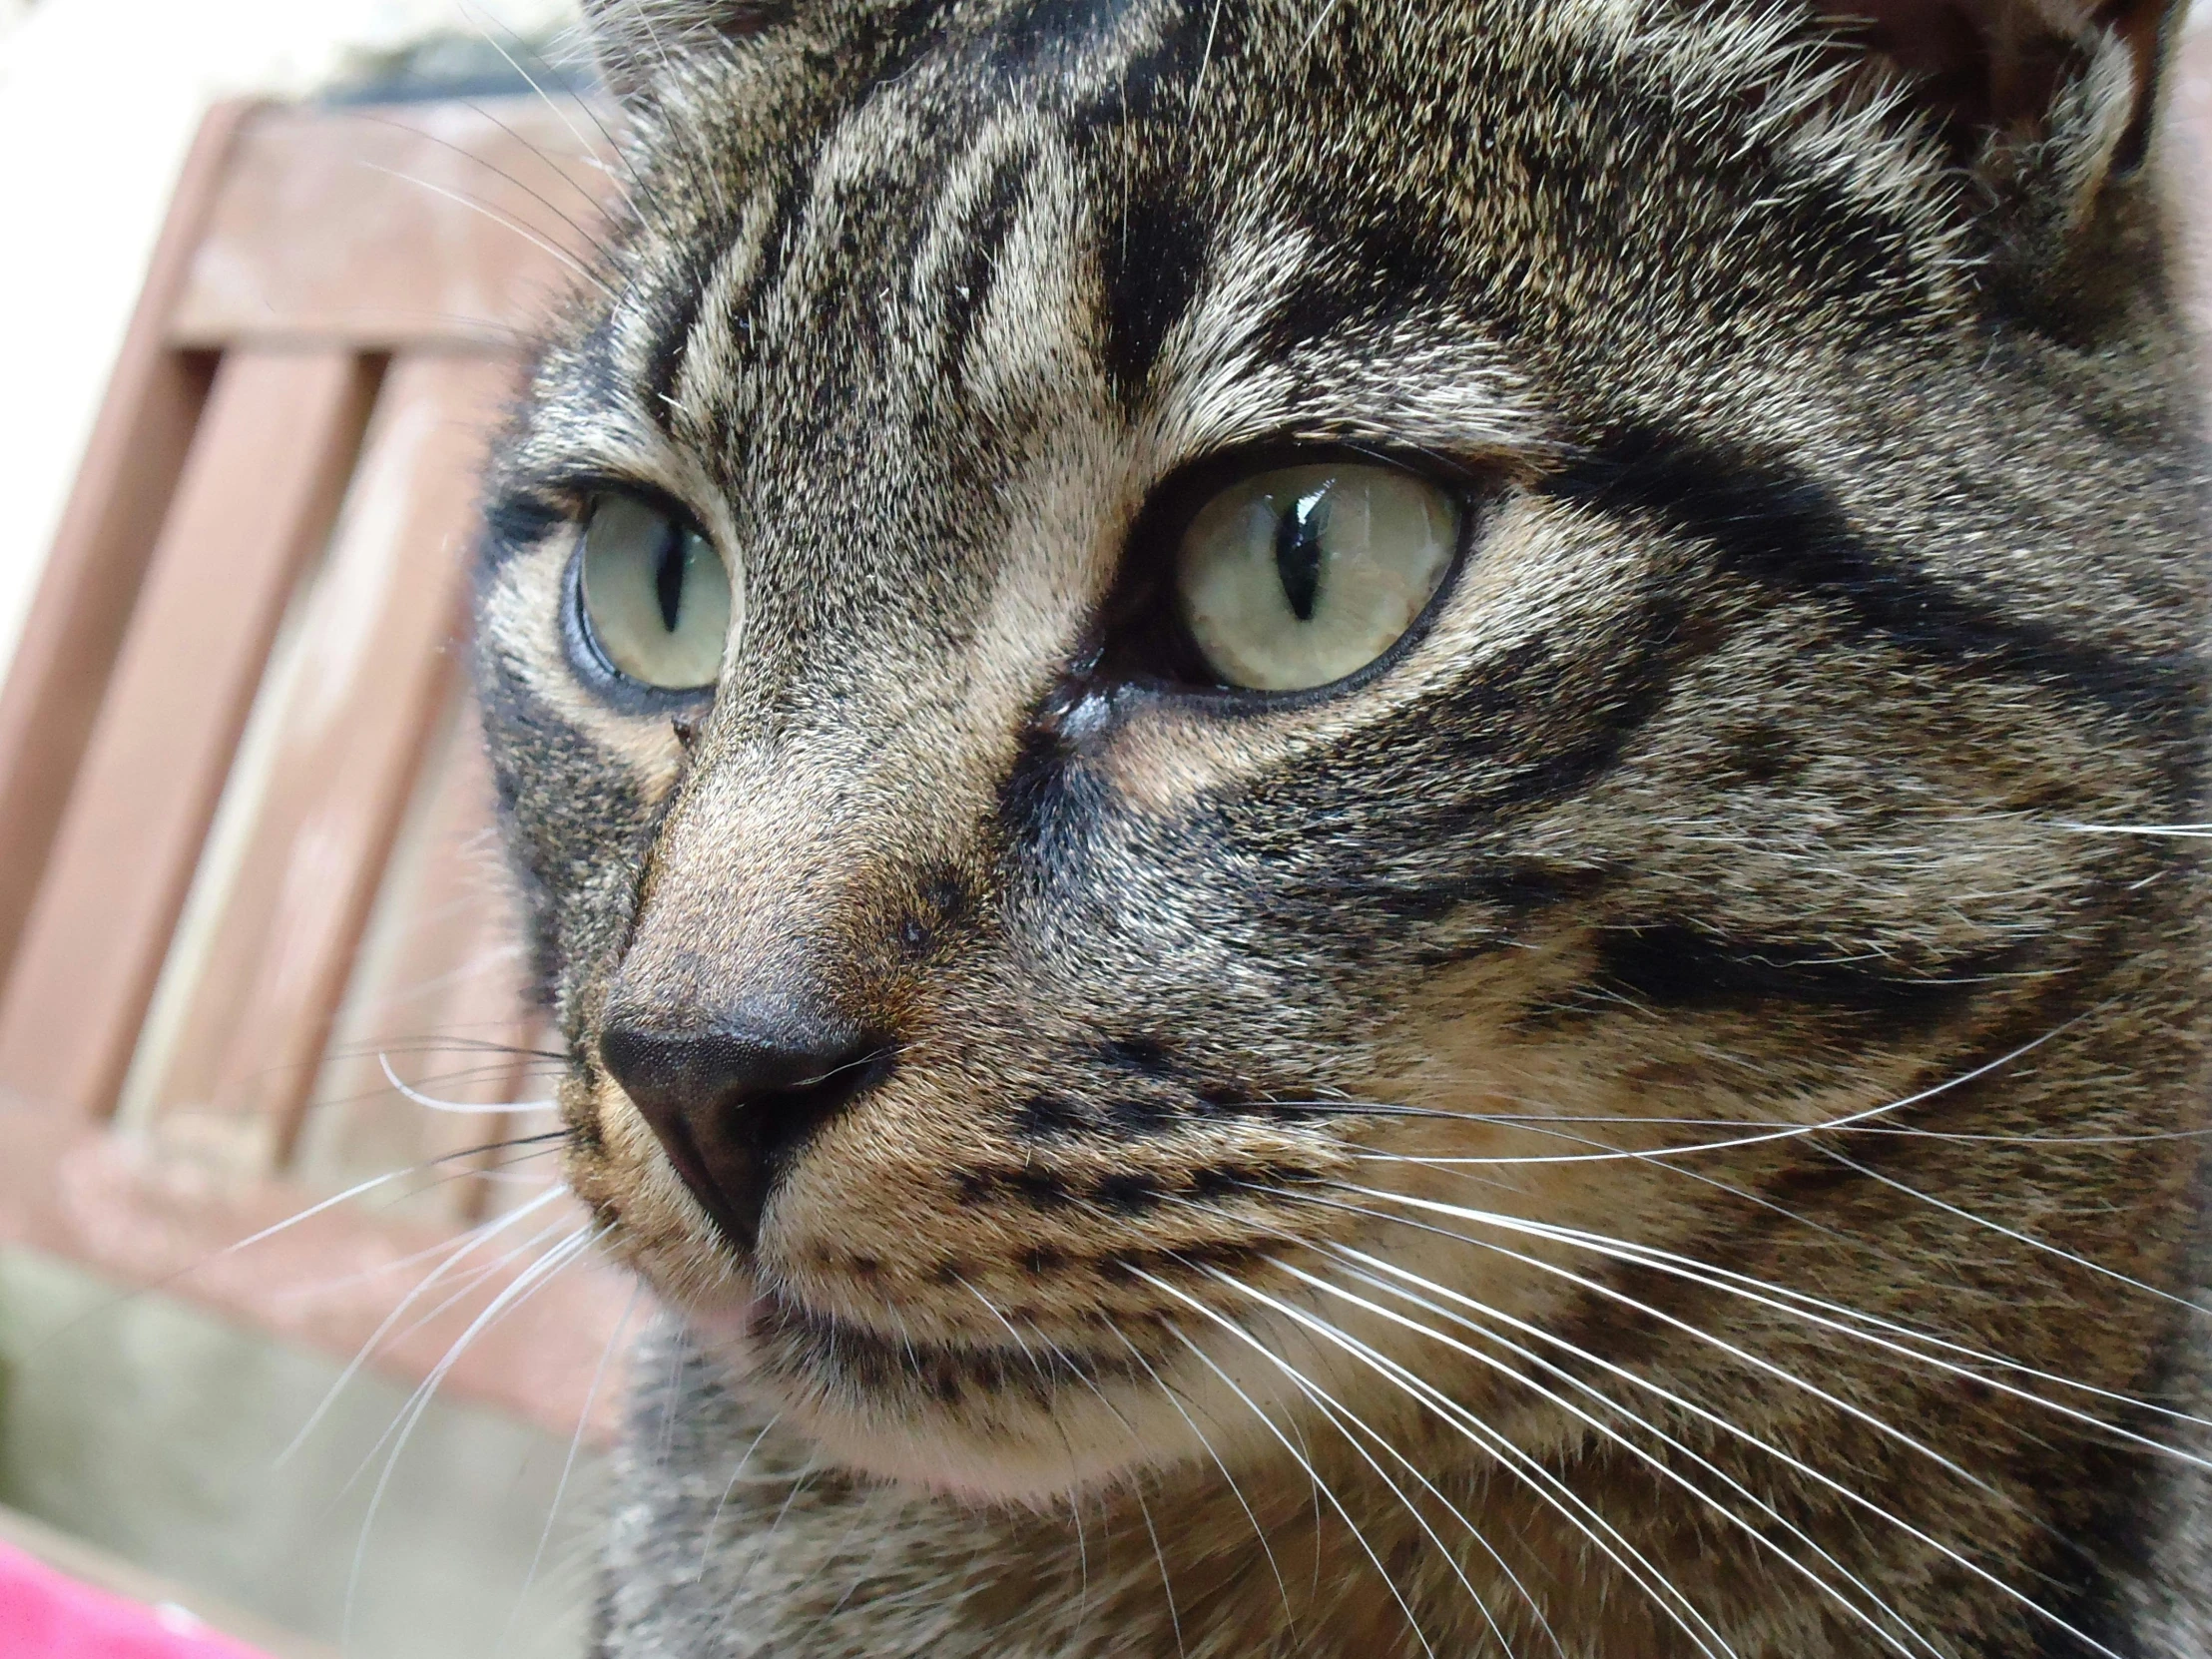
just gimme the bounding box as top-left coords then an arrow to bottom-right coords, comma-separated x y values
1828,0 -> 2182,199
579,0 -> 784,101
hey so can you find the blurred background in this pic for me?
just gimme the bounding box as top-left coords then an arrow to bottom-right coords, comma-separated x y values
0,4 -> 640,1656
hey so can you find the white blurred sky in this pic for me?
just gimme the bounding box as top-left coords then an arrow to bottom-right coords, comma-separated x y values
0,0 -> 580,680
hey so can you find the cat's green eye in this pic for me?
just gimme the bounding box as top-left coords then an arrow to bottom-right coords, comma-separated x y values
1174,462 -> 1461,692
576,494 -> 733,692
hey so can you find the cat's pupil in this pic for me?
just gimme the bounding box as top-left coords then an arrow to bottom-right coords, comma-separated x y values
1274,489 -> 1329,622
654,527 -> 686,634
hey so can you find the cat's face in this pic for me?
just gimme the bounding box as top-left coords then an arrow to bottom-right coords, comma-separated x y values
477,0 -> 2203,1530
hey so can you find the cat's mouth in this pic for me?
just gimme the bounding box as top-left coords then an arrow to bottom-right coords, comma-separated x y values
656,1266 -> 1336,1498
746,1290 -> 1148,1400
668,1285 -> 1195,1496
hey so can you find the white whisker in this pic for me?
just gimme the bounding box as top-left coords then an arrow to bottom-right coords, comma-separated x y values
1146,1201 -> 1567,1658
1278,1251 -> 1948,1658
343,1225 -> 602,1647
1324,1011 -> 2095,1167
697,1412 -> 783,1583
1131,1482 -> 1188,1659
1104,1323 -> 1301,1636
349,110 -> 618,264
278,1190 -> 572,1461
358,163 -> 616,297
379,1052 -> 555,1115
500,1279 -> 643,1655
372,1216 -> 583,1376
266,1177 -> 565,1306
1316,1239 -> 2146,1656
455,0 -> 650,221
1287,1379 -> 1529,1659
1158,1265 -> 1736,1659
1146,1305 -> 1443,1659
1820,1144 -> 2212,1317
1321,1183 -> 2212,1463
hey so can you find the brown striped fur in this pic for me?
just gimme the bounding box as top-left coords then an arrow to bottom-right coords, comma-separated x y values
473,0 -> 2212,1651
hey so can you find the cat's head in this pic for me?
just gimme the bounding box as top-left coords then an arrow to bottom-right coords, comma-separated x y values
476,0 -> 2203,1514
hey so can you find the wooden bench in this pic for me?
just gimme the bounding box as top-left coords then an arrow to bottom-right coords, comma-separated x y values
0,96 -> 634,1441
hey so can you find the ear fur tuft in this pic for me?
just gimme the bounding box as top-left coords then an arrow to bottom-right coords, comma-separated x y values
1812,0 -> 2186,331
1823,0 -> 2179,175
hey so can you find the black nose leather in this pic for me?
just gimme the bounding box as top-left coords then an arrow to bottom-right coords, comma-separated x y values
599,1005 -> 882,1250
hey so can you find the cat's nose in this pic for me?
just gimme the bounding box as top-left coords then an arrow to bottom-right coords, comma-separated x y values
598,1005 -> 882,1251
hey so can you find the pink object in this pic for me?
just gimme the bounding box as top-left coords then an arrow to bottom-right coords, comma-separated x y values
0,1539 -> 276,1659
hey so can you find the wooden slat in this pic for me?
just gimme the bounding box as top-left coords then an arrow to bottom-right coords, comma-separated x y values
0,92 -> 641,1437
0,103 -> 254,994
292,703 -> 550,1227
0,350 -> 378,1119
171,99 -> 618,351
137,355 -> 516,1164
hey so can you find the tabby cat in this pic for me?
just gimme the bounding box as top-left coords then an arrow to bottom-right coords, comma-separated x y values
472,0 -> 2212,1652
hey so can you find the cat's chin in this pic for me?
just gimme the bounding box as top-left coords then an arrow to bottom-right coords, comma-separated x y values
770,1404 -> 1156,1503
675,1290 -> 1217,1503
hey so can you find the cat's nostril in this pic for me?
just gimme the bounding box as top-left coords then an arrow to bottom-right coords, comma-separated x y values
599,1007 -> 885,1252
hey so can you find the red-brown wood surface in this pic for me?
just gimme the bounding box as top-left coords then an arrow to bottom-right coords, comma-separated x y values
0,350 -> 379,1119
139,354 -> 516,1161
171,99 -> 618,351
2171,30 -> 2212,335
293,706 -> 554,1230
0,103 -> 252,994
0,96 -> 635,1442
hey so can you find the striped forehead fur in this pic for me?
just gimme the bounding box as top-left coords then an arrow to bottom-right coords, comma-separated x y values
585,0 -> 1972,416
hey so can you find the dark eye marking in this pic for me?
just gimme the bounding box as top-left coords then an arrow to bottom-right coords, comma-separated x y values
643,252 -> 717,433
937,144 -> 1037,384
1097,182 -> 1206,402
994,713 -> 1107,874
987,0 -> 1147,66
1548,425 -> 2199,735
